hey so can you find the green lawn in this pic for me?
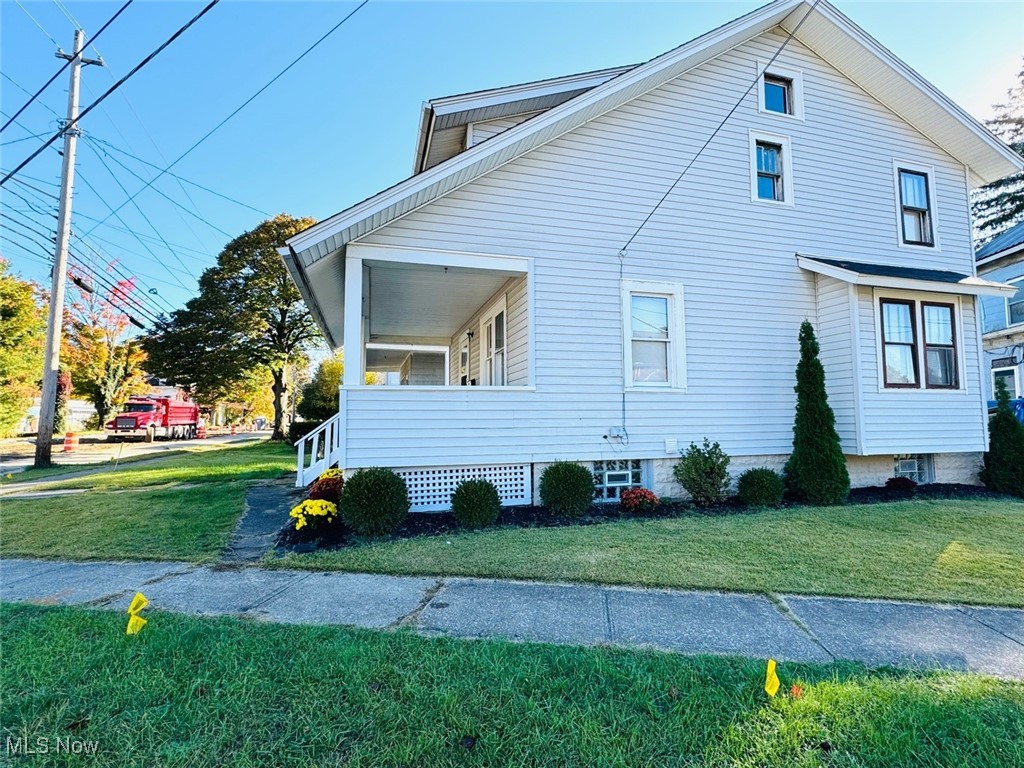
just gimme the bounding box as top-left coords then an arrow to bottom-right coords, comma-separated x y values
271,499 -> 1024,607
3,604 -> 1022,768
0,441 -> 294,562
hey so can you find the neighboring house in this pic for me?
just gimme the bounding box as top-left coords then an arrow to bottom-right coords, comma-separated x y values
281,0 -> 1022,509
977,220 -> 1024,401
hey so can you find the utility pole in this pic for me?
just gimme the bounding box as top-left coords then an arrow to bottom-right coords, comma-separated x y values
34,30 -> 103,468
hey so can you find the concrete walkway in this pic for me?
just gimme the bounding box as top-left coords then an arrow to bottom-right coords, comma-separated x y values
2,557 -> 1022,679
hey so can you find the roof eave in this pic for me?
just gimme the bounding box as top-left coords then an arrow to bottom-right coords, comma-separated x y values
277,246 -> 340,350
796,254 -> 1018,297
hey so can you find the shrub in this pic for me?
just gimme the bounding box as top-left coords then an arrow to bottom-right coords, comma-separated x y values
288,420 -> 324,444
451,479 -> 501,528
737,468 -> 784,508
981,377 -> 1024,497
674,438 -> 731,507
539,462 -> 595,517
289,499 -> 339,532
784,320 -> 850,505
620,487 -> 659,513
341,467 -> 410,536
308,469 -> 344,504
884,476 -> 918,492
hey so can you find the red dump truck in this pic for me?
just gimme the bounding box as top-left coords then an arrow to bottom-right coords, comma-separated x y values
105,396 -> 200,442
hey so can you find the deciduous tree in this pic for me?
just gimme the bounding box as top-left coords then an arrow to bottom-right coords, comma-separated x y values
973,59 -> 1024,240
0,259 -> 46,437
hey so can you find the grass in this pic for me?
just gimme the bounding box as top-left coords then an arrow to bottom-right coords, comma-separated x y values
3,604 -> 1022,767
2,447 -> 199,485
271,499 -> 1024,607
0,441 -> 295,562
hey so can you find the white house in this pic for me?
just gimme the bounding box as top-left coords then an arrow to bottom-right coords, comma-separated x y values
976,220 -> 1024,401
281,0 -> 1022,509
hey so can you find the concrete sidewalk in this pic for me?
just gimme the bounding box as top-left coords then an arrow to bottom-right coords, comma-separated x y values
2,558 -> 1022,679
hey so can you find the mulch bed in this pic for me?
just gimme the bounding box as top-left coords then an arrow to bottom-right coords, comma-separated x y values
276,482 -> 1013,554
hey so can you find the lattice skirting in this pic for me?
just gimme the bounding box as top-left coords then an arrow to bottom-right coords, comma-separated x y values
392,464 -> 532,512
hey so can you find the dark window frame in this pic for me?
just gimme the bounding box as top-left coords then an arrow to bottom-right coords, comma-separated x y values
879,298 -> 919,389
921,301 -> 959,389
763,74 -> 793,115
755,141 -> 784,202
898,168 -> 934,247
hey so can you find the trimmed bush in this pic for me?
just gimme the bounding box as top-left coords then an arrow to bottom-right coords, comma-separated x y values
620,487 -> 659,513
981,377 -> 1024,497
308,469 -> 344,505
451,479 -> 501,529
674,438 -> 730,507
884,476 -> 918,492
341,467 -> 410,536
539,462 -> 595,517
737,468 -> 784,508
784,320 -> 850,505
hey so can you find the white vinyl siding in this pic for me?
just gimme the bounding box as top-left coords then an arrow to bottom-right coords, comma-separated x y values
347,29 -> 978,468
813,276 -> 858,451
447,276 -> 529,387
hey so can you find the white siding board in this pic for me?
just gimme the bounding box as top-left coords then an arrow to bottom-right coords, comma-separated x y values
342,30 -> 981,468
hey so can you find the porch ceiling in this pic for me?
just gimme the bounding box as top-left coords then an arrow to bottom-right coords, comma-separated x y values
366,260 -> 518,339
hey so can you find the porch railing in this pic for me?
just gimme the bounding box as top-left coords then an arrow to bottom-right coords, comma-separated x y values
295,411 -> 344,487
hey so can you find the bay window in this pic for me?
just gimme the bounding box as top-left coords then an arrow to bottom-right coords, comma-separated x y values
879,296 -> 960,390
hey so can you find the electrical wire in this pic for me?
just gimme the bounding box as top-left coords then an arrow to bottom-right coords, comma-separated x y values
1,0 -> 222,187
0,0 -> 134,135
80,0 -> 369,235
12,0 -> 60,47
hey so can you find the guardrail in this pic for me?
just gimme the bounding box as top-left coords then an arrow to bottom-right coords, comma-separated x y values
295,412 -> 343,487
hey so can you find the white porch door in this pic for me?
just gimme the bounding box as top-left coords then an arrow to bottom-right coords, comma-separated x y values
481,307 -> 506,386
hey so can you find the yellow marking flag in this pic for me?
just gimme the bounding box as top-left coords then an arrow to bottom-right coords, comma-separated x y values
764,659 -> 780,697
127,592 -> 149,615
125,614 -> 147,635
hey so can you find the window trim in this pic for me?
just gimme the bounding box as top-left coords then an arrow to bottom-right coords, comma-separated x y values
1005,276 -> 1024,329
756,60 -> 804,120
921,301 -> 959,389
621,280 -> 686,391
874,290 -> 965,393
749,130 -> 794,206
992,366 -> 1020,399
879,298 -> 919,389
892,161 -> 940,251
478,295 -> 507,387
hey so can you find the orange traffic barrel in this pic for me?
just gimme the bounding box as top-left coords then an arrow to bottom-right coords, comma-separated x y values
62,432 -> 79,452
197,425 -> 207,439
230,425 -> 236,435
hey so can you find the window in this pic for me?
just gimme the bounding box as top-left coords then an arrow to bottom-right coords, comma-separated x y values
922,303 -> 958,388
763,75 -> 792,115
757,61 -> 803,119
479,297 -> 507,386
880,299 -> 918,387
897,168 -> 934,246
459,338 -> 469,386
622,281 -> 685,389
593,459 -> 645,501
878,295 -> 961,391
993,367 -> 1020,399
749,131 -> 793,205
894,454 -> 933,484
1007,278 -> 1024,327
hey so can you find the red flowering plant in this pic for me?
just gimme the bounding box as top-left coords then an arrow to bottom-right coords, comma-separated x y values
308,468 -> 344,504
620,487 -> 659,513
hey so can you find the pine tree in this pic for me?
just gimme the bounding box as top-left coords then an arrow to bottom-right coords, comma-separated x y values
972,58 -> 1024,240
784,320 -> 850,505
980,377 -> 1024,497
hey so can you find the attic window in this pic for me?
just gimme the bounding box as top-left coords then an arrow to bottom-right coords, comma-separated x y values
763,75 -> 792,115
757,61 -> 804,120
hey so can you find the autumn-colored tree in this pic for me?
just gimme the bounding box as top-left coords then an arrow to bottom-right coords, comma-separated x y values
63,271 -> 149,425
0,259 -> 46,436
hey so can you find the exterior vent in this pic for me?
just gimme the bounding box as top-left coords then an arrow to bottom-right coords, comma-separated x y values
392,464 -> 531,512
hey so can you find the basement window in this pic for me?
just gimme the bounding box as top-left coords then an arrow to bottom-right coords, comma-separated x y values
593,459 -> 645,501
894,454 -> 934,484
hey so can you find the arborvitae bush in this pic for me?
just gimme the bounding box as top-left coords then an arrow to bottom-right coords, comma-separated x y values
673,438 -> 731,507
341,467 -> 409,536
539,462 -> 594,517
980,377 -> 1024,497
784,321 -> 850,505
451,478 -> 501,528
737,468 -> 785,508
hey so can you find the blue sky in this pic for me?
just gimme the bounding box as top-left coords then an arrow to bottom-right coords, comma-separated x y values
1,0 -> 1022,323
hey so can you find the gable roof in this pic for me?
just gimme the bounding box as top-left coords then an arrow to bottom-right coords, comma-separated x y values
286,0 -> 1021,274
976,220 -> 1024,265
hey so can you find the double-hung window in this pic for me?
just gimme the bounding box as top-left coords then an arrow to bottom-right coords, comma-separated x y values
622,281 -> 685,389
897,167 -> 934,246
1007,278 -> 1024,327
879,296 -> 960,390
479,297 -> 507,386
750,131 -> 792,205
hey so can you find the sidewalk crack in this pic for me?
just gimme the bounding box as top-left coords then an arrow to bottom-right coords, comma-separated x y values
603,590 -> 614,643
768,593 -> 836,660
389,579 -> 445,629
242,572 -> 313,612
956,607 -> 1024,648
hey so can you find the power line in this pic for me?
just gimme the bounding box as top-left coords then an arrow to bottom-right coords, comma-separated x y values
72,236 -> 179,314
619,0 -> 821,254
0,0 -> 133,135
1,132 -> 49,147
12,0 -> 60,47
0,234 -> 55,266
1,0 -> 222,188
81,0 -> 369,236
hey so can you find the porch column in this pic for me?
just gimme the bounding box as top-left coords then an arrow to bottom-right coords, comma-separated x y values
343,254 -> 363,387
